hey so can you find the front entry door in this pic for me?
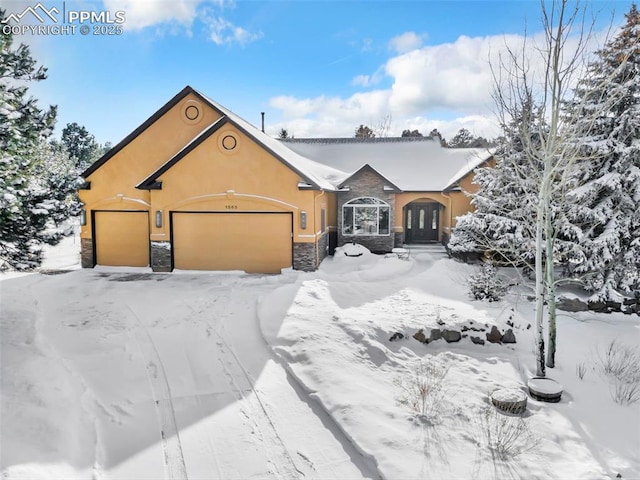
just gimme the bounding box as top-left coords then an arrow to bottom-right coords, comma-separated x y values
405,203 -> 439,243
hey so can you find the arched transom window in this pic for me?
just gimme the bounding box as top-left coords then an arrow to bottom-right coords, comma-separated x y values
342,197 -> 390,236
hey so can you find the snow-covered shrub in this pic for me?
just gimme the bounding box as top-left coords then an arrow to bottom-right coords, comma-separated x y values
597,339 -> 640,405
395,357 -> 450,423
482,405 -> 539,460
576,361 -> 587,380
468,263 -> 507,302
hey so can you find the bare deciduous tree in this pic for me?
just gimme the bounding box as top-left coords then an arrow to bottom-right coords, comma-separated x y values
461,0 -> 622,375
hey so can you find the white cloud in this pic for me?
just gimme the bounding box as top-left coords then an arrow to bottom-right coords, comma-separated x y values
268,33 -> 510,138
351,66 -> 385,87
266,113 -> 501,141
104,0 -> 200,30
388,31 -> 426,54
352,75 -> 372,87
206,16 -> 262,45
103,0 -> 262,45
268,27 -> 606,140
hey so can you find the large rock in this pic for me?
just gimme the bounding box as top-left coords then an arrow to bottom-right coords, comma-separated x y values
429,328 -> 442,343
501,329 -> 517,344
587,300 -> 609,313
486,326 -> 502,343
556,296 -> 588,312
441,330 -> 461,343
606,300 -> 622,312
471,336 -> 485,345
413,329 -> 427,343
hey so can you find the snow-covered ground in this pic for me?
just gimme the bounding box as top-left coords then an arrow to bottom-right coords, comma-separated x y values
1,237 -> 639,479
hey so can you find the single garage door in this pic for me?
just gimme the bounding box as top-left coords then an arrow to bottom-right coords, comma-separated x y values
172,212 -> 292,273
94,211 -> 150,267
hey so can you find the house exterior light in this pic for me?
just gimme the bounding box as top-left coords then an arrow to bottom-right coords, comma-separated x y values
155,211 -> 162,228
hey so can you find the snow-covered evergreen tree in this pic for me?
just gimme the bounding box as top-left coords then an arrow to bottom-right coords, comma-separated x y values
0,8 -> 58,270
450,0 -> 616,374
450,101 -> 554,267
566,4 -> 640,300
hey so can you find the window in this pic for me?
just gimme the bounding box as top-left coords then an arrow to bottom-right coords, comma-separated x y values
342,197 -> 390,236
321,208 -> 326,232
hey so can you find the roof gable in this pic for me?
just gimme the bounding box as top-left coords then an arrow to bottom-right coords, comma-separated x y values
337,164 -> 401,191
84,86 -> 346,191
136,116 -> 228,189
136,93 -> 347,191
81,85 -> 223,178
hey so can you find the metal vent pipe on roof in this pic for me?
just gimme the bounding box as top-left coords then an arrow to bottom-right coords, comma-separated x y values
261,112 -> 265,132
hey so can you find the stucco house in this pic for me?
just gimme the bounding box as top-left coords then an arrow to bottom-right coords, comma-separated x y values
79,86 -> 493,274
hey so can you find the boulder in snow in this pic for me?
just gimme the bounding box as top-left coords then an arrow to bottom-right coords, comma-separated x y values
486,326 -> 502,343
413,329 -> 427,343
501,329 -> 516,344
556,296 -> 588,312
428,328 -> 442,343
471,336 -> 485,345
441,330 -> 461,343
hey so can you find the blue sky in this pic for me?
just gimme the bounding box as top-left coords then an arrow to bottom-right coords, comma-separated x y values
2,0 -> 629,145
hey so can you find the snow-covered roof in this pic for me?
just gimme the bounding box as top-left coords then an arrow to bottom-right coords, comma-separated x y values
194,90 -> 348,191
282,138 -> 493,191
88,85 -> 491,193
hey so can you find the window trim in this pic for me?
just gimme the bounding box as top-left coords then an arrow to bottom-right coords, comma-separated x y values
342,197 -> 391,236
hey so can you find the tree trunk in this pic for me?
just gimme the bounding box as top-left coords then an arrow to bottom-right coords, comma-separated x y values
535,199 -> 546,378
545,210 -> 557,368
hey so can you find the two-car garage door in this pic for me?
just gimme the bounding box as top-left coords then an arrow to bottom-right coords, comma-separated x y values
172,212 -> 292,274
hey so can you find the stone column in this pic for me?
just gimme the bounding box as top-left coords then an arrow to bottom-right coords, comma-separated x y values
80,238 -> 94,268
292,242 -> 317,271
150,241 -> 172,272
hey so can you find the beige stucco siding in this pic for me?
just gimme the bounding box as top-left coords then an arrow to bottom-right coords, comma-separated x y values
79,93 -> 222,241
148,123 -> 317,245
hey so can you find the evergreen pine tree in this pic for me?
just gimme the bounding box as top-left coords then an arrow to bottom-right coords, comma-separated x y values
449,101 -> 545,267
61,122 -> 99,172
0,8 -> 58,270
566,4 -> 640,300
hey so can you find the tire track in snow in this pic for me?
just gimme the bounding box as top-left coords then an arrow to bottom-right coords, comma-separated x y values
30,293 -> 107,479
184,286 -> 304,480
125,305 -> 188,480
214,331 -> 304,480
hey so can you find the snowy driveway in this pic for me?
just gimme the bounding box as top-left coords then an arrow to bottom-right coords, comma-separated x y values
1,269 -> 379,479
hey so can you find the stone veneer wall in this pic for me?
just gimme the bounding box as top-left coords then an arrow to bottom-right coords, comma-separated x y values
81,237 -> 94,268
150,241 -> 172,272
293,242 -> 317,271
394,232 -> 404,248
317,232 -> 329,264
338,168 -> 396,252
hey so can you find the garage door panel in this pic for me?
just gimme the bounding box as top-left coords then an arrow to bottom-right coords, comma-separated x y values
94,211 -> 150,267
172,213 -> 292,273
